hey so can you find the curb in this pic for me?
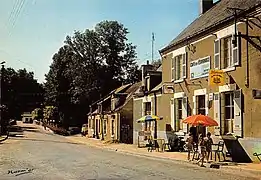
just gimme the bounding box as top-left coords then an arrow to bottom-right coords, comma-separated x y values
67,137 -> 261,173
67,138 -> 191,164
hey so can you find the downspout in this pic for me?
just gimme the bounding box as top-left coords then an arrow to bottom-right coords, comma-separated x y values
154,92 -> 157,139
101,103 -> 104,141
245,18 -> 250,88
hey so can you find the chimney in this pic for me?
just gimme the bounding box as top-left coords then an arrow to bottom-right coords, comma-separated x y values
199,0 -> 213,15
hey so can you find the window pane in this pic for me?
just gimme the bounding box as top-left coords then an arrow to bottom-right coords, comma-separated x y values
178,109 -> 182,119
225,93 -> 231,106
214,41 -> 219,54
233,48 -> 238,64
225,107 -> 232,119
198,109 -> 205,115
231,107 -> 234,119
178,99 -> 182,109
172,58 -> 175,68
198,95 -> 205,108
214,54 -> 219,68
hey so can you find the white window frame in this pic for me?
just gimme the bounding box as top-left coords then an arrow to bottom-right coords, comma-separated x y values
223,36 -> 233,69
232,31 -> 240,66
221,32 -> 240,72
173,53 -> 186,83
214,39 -> 220,69
171,57 -> 175,82
223,91 -> 235,135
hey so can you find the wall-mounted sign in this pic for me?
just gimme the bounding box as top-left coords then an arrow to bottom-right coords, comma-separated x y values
209,69 -> 225,86
190,56 -> 210,80
163,83 -> 174,94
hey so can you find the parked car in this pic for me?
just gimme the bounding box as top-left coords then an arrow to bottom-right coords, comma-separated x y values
81,124 -> 88,136
68,127 -> 81,135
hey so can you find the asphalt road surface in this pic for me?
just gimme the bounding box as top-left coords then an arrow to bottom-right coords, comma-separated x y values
0,122 -> 260,180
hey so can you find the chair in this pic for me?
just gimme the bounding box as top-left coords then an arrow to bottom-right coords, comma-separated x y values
192,143 -> 200,161
212,140 -> 226,161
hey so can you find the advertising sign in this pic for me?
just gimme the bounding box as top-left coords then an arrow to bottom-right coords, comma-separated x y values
190,57 -> 210,80
209,69 -> 225,86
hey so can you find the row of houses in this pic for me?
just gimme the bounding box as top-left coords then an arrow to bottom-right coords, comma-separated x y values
88,0 -> 261,162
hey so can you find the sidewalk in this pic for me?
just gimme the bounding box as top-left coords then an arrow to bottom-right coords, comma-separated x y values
66,136 -> 261,173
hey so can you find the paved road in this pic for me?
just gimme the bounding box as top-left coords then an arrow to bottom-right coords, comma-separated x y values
0,122 -> 260,180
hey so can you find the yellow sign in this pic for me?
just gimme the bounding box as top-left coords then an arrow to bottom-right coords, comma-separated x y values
209,69 -> 225,86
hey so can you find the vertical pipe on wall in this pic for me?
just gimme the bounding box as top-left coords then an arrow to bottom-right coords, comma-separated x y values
245,18 -> 250,88
154,92 -> 157,139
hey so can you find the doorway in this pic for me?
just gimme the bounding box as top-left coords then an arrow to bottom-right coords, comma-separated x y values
197,95 -> 206,137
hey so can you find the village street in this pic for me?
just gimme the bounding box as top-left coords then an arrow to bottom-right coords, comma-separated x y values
0,122 -> 260,180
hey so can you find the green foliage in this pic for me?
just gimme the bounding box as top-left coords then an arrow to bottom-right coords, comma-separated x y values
32,108 -> 43,120
1,67 -> 44,120
44,20 -> 142,127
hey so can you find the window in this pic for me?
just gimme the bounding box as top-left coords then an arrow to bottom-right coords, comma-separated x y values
224,92 -> 234,134
175,55 -> 182,80
111,119 -> 115,135
197,95 -> 206,115
175,98 -> 183,131
172,53 -> 187,81
103,119 -> 107,134
223,36 -> 233,69
232,34 -> 239,66
171,57 -> 175,80
214,40 -> 220,69
144,102 -> 151,115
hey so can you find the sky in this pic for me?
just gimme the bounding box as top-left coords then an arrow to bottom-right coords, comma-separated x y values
0,0 -> 202,83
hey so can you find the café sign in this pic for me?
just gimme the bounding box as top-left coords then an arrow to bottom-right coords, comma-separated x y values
190,56 -> 210,80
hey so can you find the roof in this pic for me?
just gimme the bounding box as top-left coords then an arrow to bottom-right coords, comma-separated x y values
150,82 -> 163,93
156,65 -> 162,72
160,0 -> 261,53
114,81 -> 142,112
90,84 -> 132,106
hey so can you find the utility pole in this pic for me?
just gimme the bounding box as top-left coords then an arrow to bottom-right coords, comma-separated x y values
0,61 -> 5,135
152,32 -> 155,63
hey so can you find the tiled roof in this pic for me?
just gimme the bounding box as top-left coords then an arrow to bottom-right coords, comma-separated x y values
114,81 -> 142,112
160,0 -> 261,53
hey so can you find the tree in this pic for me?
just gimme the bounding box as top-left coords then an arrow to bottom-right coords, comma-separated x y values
1,67 -> 44,121
44,20 -> 141,128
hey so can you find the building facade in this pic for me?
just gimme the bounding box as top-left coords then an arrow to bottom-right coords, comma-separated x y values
88,82 -> 141,144
159,0 -> 261,162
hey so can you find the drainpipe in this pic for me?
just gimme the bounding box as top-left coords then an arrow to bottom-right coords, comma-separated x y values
153,91 -> 157,139
245,18 -> 250,88
100,103 -> 104,141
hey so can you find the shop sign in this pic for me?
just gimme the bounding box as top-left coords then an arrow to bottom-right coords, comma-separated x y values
209,69 -> 225,86
190,56 -> 210,79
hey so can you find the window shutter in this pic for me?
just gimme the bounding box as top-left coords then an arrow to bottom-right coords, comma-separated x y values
182,97 -> 188,133
182,53 -> 187,78
172,57 -> 176,81
220,93 -> 225,135
214,93 -> 221,136
233,89 -> 243,137
232,32 -> 240,66
170,99 -> 175,130
174,99 -> 179,131
214,40 -> 220,69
